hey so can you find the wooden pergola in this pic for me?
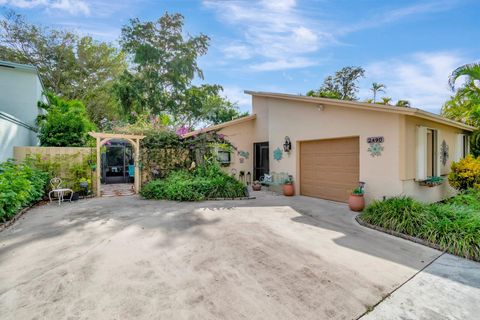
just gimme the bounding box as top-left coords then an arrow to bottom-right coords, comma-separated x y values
89,132 -> 145,197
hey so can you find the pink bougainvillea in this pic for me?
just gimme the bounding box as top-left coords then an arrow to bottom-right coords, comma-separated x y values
176,126 -> 190,136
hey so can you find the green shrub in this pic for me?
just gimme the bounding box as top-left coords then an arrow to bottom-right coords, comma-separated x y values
360,190 -> 480,261
448,155 -> 480,191
37,93 -> 96,147
0,160 -> 49,222
140,163 -> 246,201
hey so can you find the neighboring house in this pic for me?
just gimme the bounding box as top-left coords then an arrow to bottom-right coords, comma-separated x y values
0,60 -> 46,162
184,91 -> 475,204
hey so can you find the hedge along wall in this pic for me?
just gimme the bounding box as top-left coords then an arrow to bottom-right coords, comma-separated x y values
13,146 -> 97,193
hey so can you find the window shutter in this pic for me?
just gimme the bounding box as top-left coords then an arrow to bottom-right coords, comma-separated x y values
455,134 -> 464,161
466,135 -> 471,156
416,126 -> 427,180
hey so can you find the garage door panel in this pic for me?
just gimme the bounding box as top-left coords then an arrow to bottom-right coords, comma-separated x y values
300,137 -> 359,203
301,155 -> 359,167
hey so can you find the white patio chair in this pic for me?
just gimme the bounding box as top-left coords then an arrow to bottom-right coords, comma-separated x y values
48,177 -> 73,205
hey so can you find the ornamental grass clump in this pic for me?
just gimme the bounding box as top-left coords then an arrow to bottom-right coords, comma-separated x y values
360,190 -> 480,261
360,197 -> 429,237
140,163 -> 246,201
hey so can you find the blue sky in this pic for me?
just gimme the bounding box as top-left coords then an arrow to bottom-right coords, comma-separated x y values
1,0 -> 479,114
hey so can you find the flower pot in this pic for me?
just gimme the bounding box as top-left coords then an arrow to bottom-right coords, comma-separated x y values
283,184 -> 294,196
71,192 -> 80,201
252,183 -> 262,191
348,194 -> 365,212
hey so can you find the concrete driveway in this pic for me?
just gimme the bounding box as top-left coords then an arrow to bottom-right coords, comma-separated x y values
0,192 -> 451,319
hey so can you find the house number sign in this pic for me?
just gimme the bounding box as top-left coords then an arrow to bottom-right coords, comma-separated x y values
367,136 -> 384,144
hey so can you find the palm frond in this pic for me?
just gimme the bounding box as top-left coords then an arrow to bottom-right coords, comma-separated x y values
449,62 -> 480,90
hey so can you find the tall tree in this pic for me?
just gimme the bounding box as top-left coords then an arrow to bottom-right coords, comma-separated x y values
395,99 -> 411,107
0,11 -> 127,125
307,66 -> 365,100
370,82 -> 386,103
379,97 -> 392,105
118,13 -> 210,121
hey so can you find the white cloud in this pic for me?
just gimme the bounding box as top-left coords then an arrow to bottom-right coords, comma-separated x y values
222,43 -> 253,60
363,52 -> 467,113
250,57 -> 318,72
203,0 -> 334,71
222,85 -> 252,112
0,0 -> 90,15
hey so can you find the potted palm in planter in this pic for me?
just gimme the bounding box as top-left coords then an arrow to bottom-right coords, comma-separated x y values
349,182 -> 365,212
283,175 -> 294,196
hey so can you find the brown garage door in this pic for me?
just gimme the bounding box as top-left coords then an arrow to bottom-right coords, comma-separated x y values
300,137 -> 359,203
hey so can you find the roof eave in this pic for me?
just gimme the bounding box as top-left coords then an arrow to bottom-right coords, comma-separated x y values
245,90 -> 476,132
182,114 -> 257,138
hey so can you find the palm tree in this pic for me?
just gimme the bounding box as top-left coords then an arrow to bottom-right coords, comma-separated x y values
449,62 -> 480,90
380,97 -> 392,105
370,82 -> 386,103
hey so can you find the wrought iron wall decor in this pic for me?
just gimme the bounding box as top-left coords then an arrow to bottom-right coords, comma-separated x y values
283,136 -> 292,153
441,140 -> 449,166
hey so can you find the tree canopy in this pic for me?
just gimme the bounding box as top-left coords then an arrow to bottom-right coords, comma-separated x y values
442,62 -> 480,127
0,11 -> 127,126
307,66 -> 365,100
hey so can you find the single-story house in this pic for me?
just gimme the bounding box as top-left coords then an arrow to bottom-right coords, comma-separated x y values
184,91 -> 475,204
0,60 -> 46,162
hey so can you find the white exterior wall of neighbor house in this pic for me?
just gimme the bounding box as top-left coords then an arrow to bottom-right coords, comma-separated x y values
0,62 -> 45,161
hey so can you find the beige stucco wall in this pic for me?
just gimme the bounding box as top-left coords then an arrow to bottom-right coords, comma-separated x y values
259,97 -> 404,203
217,118 -> 256,183
400,115 -> 467,202
216,95 -> 471,203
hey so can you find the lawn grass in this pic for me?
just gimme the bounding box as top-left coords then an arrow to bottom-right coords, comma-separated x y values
359,189 -> 480,261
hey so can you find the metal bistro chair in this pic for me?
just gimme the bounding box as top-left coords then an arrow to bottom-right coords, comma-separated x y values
48,177 -> 73,205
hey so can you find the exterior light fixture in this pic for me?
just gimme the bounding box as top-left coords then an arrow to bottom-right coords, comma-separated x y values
317,104 -> 324,111
283,136 -> 292,153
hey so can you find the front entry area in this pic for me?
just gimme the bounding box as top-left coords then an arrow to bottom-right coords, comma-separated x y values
101,140 -> 134,185
300,137 -> 359,203
89,132 -> 145,197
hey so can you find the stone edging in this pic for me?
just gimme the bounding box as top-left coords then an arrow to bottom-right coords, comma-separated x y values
206,196 -> 256,201
355,215 -> 444,251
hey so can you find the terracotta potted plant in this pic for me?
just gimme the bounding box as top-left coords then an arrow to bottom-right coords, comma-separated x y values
283,175 -> 294,196
252,180 -> 262,191
348,183 -> 365,212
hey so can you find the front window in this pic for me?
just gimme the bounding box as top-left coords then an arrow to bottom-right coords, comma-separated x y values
217,150 -> 231,164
